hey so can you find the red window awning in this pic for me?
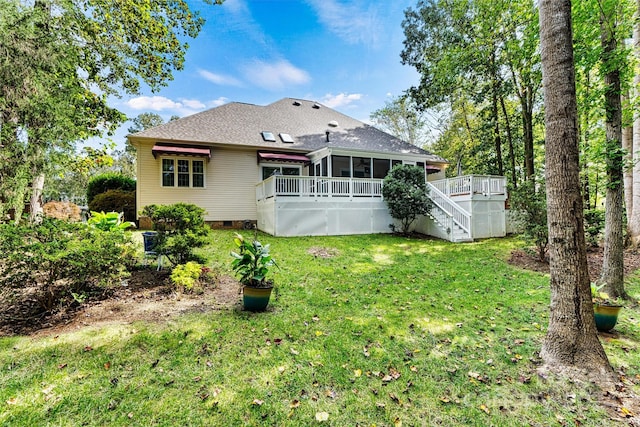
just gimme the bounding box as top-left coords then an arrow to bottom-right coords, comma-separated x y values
152,144 -> 211,159
425,164 -> 441,174
258,152 -> 310,163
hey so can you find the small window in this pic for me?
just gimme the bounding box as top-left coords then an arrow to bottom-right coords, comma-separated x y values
177,160 -> 190,187
192,161 -> 204,188
162,159 -> 175,187
261,131 -> 276,142
279,133 -> 294,143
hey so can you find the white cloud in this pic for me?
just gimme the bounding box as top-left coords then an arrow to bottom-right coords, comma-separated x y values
198,69 -> 243,87
306,0 -> 380,47
126,96 -> 182,111
207,97 -> 229,108
125,96 -> 223,117
321,93 -> 363,108
242,60 -> 310,91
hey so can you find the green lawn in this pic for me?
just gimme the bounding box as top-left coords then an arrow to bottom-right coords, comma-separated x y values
1,231 -> 639,426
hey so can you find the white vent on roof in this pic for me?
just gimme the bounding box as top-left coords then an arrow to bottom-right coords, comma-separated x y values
312,103 -> 320,109
261,131 -> 276,142
279,133 -> 294,143
328,120 -> 338,127
292,100 -> 301,106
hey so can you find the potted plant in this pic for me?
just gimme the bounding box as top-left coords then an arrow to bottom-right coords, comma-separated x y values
591,283 -> 623,332
230,232 -> 279,311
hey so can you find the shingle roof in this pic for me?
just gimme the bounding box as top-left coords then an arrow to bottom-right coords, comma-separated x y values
129,98 -> 447,163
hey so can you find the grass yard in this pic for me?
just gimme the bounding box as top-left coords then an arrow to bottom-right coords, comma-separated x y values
1,231 -> 639,426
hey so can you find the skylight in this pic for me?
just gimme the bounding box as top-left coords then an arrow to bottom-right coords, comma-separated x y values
261,131 -> 276,142
279,133 -> 294,143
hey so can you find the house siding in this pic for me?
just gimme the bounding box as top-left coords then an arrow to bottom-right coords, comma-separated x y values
136,140 -> 260,222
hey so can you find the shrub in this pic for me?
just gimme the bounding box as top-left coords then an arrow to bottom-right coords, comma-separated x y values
141,203 -> 210,265
88,189 -> 136,222
509,181 -> 548,262
382,164 -> 432,235
88,211 -> 135,231
170,262 -> 215,293
43,201 -> 81,221
87,173 -> 135,204
584,209 -> 605,248
0,218 -> 136,312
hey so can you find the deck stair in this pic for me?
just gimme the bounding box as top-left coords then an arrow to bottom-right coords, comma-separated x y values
426,182 -> 473,242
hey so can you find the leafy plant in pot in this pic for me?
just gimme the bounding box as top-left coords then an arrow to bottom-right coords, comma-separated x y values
230,232 -> 279,311
591,283 -> 623,332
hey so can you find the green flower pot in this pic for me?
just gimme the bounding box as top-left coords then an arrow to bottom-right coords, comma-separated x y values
594,304 -> 622,332
242,285 -> 273,312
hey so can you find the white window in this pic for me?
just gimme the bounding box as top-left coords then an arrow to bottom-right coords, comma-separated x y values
161,158 -> 205,188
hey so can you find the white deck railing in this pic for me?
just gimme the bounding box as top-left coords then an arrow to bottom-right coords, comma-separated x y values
256,176 -> 384,201
431,175 -> 506,197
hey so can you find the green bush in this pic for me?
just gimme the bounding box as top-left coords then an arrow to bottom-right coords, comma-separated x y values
88,211 -> 135,231
141,203 -> 210,265
87,173 -> 136,204
584,209 -> 605,248
382,164 -> 432,235
509,181 -> 548,262
170,262 -> 216,293
88,190 -> 136,222
0,218 -> 136,312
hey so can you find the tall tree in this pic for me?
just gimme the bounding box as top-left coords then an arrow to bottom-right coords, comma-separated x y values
0,0 -> 223,222
629,0 -> 640,246
599,1 -> 628,299
538,0 -> 613,381
369,96 -> 438,147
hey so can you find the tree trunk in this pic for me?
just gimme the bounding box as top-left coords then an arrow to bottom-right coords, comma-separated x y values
538,0 -> 613,382
629,0 -> 640,247
500,94 -> 517,190
622,91 -> 633,225
490,52 -> 504,176
599,9 -> 627,300
28,173 -> 45,223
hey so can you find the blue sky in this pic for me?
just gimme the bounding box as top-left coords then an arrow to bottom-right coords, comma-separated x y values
96,0 -> 420,150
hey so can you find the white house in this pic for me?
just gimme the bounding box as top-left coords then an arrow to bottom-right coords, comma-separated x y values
128,98 -> 507,242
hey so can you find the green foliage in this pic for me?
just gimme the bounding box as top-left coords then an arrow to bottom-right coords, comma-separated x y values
88,211 -> 135,232
141,203 -> 210,265
0,218 -> 136,311
88,189 -> 136,222
509,181 -> 548,262
584,209 -> 605,248
171,262 -> 204,292
87,173 -> 136,204
230,233 -> 278,287
382,164 -> 431,234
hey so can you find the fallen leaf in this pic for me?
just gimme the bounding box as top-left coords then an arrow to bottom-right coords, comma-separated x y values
57,363 -> 67,369
193,376 -> 202,382
394,418 -> 403,427
290,348 -> 299,355
6,398 -> 17,405
376,402 -> 386,408
252,399 -> 264,406
440,396 -> 451,403
83,346 -> 93,352
620,406 -> 634,417
104,361 -> 111,370
354,369 -> 362,377
480,404 -> 490,414
326,389 -> 337,399
315,331 -> 324,337
290,400 -> 300,408
315,411 -> 329,421
389,393 -> 401,404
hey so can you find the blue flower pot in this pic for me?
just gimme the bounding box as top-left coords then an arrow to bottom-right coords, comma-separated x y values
594,304 -> 622,332
242,285 -> 273,312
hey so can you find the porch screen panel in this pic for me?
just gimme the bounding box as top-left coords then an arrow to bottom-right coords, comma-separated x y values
373,158 -> 390,178
193,160 -> 204,188
352,157 -> 371,178
332,155 -> 350,177
177,160 -> 190,187
162,159 -> 175,187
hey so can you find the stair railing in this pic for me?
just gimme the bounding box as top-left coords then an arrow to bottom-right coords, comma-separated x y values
426,182 -> 472,238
